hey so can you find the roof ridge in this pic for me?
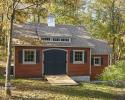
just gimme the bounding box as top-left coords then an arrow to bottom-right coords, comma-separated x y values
14,22 -> 86,28
91,38 -> 108,43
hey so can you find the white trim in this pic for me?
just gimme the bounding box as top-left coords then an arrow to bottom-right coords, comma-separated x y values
73,50 -> 85,64
108,54 -> 109,66
94,56 -> 101,66
109,54 -> 112,65
41,37 -> 71,43
42,48 -> 68,75
13,45 -> 94,48
43,48 -> 67,52
23,49 -> 36,64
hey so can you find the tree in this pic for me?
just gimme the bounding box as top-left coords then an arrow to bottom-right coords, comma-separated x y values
85,0 -> 125,62
2,0 -> 49,97
50,0 -> 85,25
5,0 -> 19,97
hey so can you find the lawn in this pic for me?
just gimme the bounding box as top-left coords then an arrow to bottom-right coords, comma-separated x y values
0,79 -> 125,100
0,48 -> 125,100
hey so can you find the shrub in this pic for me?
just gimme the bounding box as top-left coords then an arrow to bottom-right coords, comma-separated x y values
0,72 -> 4,79
99,60 -> 125,81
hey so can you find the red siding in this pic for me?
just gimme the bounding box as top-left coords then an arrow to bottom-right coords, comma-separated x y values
15,47 -> 42,78
67,48 -> 90,76
91,55 -> 109,80
14,46 -> 109,79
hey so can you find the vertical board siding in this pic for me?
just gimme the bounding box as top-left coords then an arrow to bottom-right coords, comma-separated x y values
68,48 -> 91,76
70,50 -> 73,63
36,50 -> 40,63
91,55 -> 109,80
18,50 -> 23,63
15,47 -> 42,78
15,46 -> 109,79
84,51 -> 87,63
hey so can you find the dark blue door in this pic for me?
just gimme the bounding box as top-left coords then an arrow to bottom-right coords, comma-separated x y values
44,49 -> 66,75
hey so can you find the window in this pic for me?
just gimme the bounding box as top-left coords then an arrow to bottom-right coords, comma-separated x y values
53,38 -> 60,41
41,37 -> 71,43
23,49 -> 36,64
94,57 -> 101,66
73,50 -> 84,64
41,37 -> 51,41
61,38 -> 70,42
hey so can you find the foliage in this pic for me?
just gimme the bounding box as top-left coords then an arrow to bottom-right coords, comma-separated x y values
0,72 -> 4,79
86,0 -> 125,62
99,60 -> 125,81
50,0 -> 85,25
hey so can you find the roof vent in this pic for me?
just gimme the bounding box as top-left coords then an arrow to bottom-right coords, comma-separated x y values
47,14 -> 55,27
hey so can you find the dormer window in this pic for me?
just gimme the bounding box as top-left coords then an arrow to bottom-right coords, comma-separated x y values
41,37 -> 71,43
61,38 -> 70,42
41,37 -> 51,41
53,38 -> 60,41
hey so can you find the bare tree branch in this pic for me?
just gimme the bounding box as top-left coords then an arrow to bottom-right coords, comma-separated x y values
14,0 -> 21,9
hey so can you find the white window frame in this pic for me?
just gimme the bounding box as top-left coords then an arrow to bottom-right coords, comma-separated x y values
23,49 -> 36,64
94,57 -> 101,66
41,37 -> 71,43
52,37 -> 61,42
41,37 -> 51,41
73,50 -> 85,64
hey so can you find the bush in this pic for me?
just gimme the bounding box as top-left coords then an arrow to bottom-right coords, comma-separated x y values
99,60 -> 125,81
0,72 -> 4,79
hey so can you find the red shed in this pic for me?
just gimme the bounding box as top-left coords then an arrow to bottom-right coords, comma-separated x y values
13,15 -> 111,81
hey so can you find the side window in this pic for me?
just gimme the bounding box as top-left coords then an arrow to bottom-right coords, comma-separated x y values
23,49 -> 36,64
94,57 -> 101,66
73,50 -> 85,64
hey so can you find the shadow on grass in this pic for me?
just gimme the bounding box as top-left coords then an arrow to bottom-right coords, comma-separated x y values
11,96 -> 55,100
14,81 -> 119,99
92,81 -> 125,88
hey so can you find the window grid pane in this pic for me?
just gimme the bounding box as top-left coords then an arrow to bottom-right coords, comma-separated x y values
95,58 -> 99,64
24,51 -> 35,62
53,38 -> 60,41
41,37 -> 70,42
94,57 -> 101,66
75,51 -> 83,61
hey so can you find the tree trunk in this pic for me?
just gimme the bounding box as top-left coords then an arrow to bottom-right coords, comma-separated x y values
5,1 -> 15,97
112,36 -> 116,63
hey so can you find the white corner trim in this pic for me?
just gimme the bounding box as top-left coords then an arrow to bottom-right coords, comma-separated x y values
109,54 -> 112,65
23,49 -> 36,64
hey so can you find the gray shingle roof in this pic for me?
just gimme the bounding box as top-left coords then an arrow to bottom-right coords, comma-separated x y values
13,23 -> 111,54
89,38 -> 112,55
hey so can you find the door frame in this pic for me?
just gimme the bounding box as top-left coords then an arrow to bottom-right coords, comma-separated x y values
42,48 -> 68,75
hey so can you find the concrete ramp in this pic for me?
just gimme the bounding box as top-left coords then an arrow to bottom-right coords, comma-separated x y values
45,75 -> 78,85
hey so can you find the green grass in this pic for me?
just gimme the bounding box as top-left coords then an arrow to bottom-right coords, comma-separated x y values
0,48 -> 125,100
0,79 -> 125,100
